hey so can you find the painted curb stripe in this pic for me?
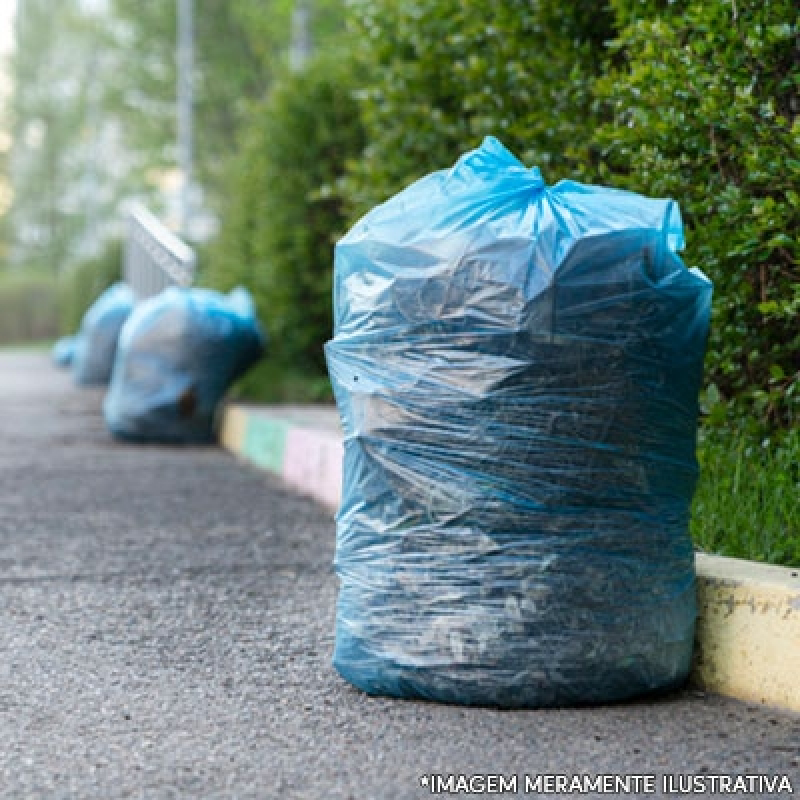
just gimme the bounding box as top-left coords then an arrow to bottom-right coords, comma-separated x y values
284,426 -> 343,510
242,415 -> 289,473
219,406 -> 248,454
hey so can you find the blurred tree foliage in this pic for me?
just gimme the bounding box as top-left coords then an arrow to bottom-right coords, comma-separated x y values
6,0 -> 118,274
107,0 -> 263,203
5,0 -> 345,276
108,0 -> 347,210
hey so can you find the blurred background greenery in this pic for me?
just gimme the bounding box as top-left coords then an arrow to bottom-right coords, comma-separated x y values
0,0 -> 796,560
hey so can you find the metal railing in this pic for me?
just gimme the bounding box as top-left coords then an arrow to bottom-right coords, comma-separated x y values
124,202 -> 196,300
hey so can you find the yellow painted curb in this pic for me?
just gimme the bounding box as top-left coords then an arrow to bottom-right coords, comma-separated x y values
218,404 -> 248,453
692,554 -> 800,712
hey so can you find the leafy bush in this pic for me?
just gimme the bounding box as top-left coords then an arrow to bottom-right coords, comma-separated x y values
344,0 -> 614,216
592,0 -> 799,429
0,272 -> 60,344
58,241 -> 123,334
344,0 -> 798,434
208,0 -> 797,436
206,52 -> 364,398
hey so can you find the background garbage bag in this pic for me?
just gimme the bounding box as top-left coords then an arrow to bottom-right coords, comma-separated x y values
72,283 -> 135,386
104,287 -> 265,444
325,136 -> 713,708
51,335 -> 80,368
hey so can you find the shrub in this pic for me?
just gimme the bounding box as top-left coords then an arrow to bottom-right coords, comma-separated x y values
592,0 -> 799,429
0,272 -> 60,344
343,0 -> 614,216
58,240 -> 123,334
207,52 -> 364,394
208,0 -> 798,433
344,0 -> 798,433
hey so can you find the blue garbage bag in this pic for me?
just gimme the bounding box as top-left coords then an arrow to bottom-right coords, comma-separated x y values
72,283 -> 136,386
52,335 -> 79,368
325,137 -> 713,708
104,287 -> 265,444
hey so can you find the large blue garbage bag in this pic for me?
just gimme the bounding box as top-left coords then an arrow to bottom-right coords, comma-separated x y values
104,287 -> 265,444
72,283 -> 135,386
325,137 -> 713,708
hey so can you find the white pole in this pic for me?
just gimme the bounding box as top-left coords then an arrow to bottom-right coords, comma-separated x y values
289,0 -> 311,72
177,0 -> 193,237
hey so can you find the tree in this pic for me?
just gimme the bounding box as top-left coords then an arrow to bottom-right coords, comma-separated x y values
7,0 -> 123,273
106,0 -> 348,218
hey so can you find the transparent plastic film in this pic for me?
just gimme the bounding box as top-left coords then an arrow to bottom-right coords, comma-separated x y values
325,137 -> 712,707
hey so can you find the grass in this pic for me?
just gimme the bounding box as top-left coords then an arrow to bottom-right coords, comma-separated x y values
691,427 -> 800,567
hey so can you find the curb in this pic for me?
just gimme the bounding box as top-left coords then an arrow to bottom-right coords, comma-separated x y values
220,405 -> 343,511
219,403 -> 800,713
692,554 -> 799,712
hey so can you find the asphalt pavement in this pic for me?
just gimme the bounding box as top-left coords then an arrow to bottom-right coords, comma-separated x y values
0,350 -> 797,799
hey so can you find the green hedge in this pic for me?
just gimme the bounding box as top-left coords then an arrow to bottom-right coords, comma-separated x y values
206,53 -> 364,399
58,241 -> 123,334
0,241 -> 122,346
209,0 -> 797,431
344,0 -> 613,216
342,0 -> 798,432
0,272 -> 60,344
594,0 -> 799,429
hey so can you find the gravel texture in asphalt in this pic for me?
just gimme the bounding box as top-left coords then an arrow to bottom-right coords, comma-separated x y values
0,351 -> 798,799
